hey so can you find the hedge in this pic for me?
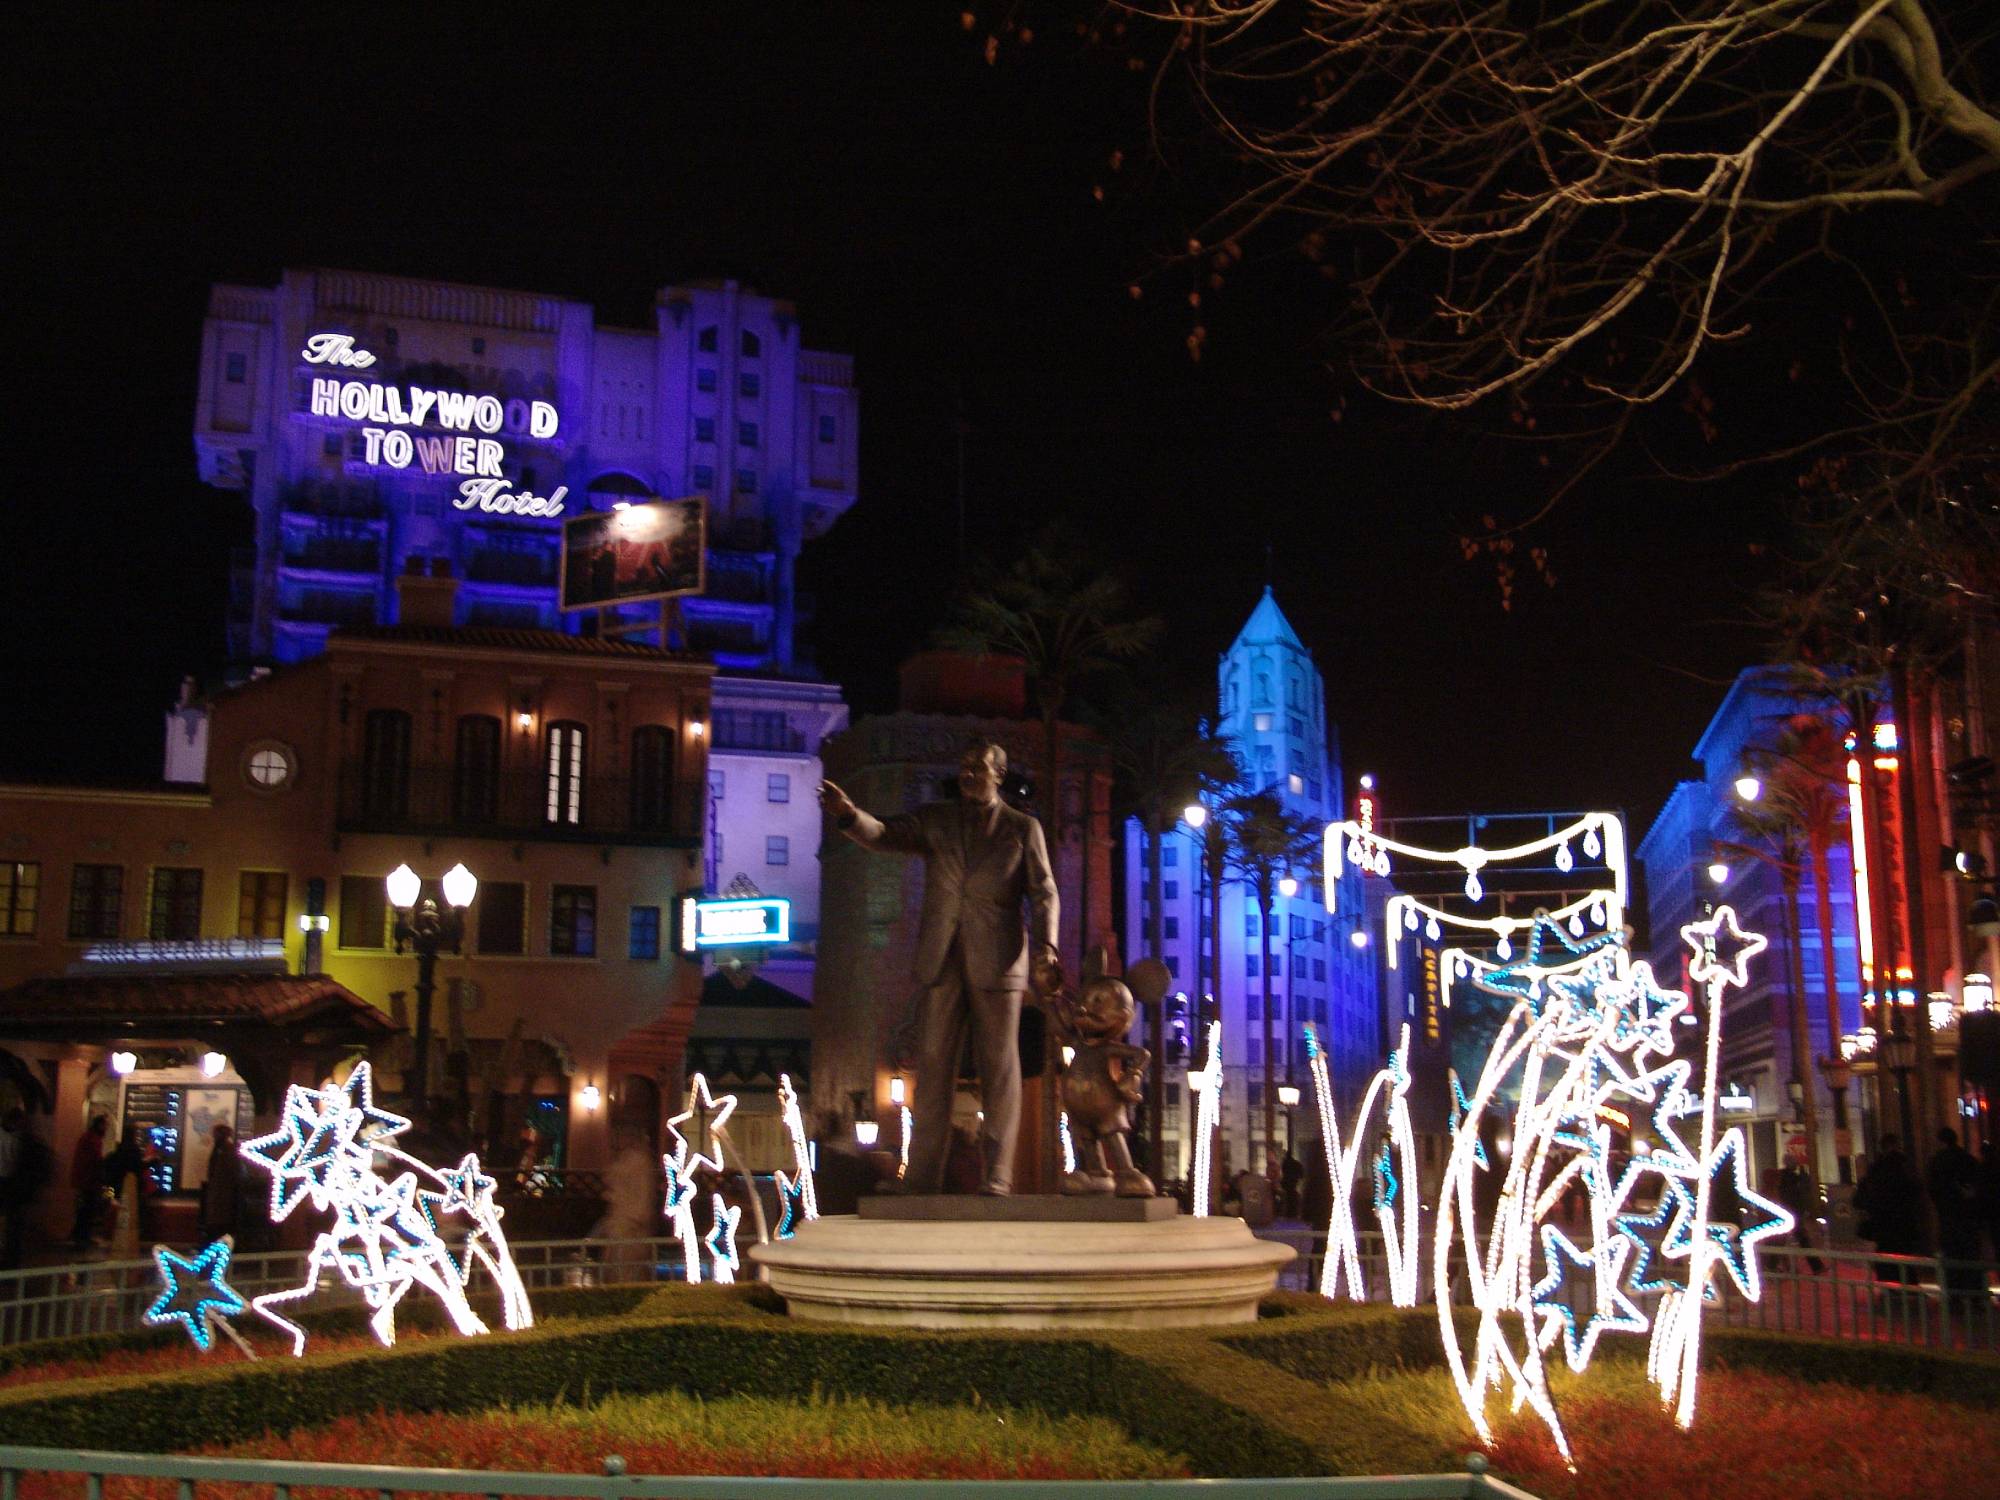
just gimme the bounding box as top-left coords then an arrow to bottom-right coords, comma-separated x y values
0,1289 -> 1993,1478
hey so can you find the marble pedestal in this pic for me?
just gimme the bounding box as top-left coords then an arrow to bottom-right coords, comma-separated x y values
749,1196 -> 1293,1330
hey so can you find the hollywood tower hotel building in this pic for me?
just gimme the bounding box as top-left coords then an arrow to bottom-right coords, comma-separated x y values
186,270 -> 857,1132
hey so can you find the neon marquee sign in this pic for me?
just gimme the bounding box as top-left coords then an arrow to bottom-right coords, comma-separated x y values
301,333 -> 567,517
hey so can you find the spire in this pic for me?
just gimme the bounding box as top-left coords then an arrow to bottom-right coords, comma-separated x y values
1230,585 -> 1305,652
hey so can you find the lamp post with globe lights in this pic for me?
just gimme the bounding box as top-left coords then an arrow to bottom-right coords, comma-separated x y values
387,861 -> 477,1126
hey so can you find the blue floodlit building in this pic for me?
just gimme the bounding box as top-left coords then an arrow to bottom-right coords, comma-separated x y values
1121,588 -> 1380,1180
1635,666 -> 1867,1186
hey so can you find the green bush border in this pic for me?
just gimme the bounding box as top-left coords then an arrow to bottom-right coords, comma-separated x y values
0,1289 -> 1992,1479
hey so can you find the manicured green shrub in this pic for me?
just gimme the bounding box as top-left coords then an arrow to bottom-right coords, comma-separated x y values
0,1290 -> 1992,1481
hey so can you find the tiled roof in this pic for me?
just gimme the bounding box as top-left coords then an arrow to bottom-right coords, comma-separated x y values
0,973 -> 396,1036
333,625 -> 707,663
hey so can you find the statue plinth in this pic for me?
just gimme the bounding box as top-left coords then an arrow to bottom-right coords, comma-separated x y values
858,1193 -> 1179,1223
751,1211 -> 1293,1330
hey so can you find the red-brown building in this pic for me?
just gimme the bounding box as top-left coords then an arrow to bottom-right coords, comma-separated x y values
0,571 -> 713,1242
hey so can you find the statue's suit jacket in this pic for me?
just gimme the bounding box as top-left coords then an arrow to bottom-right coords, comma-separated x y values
867,797 -> 1059,992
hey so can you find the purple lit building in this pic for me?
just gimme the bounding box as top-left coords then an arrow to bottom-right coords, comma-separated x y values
189,269 -> 859,1028
195,268 -> 857,667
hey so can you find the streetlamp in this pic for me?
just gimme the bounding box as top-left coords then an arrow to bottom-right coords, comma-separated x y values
1878,1028 -> 1917,1151
1819,1053 -> 1855,1184
387,860 -> 477,1125
1277,1082 -> 1301,1156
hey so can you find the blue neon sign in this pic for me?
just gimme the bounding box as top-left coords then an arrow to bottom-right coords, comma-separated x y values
680,896 -> 791,952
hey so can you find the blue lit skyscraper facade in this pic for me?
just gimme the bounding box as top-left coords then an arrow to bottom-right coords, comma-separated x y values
1123,588 -> 1379,1180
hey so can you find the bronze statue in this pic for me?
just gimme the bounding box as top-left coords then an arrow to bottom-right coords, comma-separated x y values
1050,973 -> 1155,1197
819,738 -> 1060,1195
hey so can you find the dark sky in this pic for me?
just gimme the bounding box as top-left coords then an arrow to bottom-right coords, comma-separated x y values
6,5 -> 1775,825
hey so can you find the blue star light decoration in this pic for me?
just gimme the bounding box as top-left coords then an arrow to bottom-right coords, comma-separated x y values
1532,1225 -> 1648,1372
704,1194 -> 743,1284
1470,911 -> 1621,1007
773,1169 -> 805,1240
146,1237 -> 247,1352
1660,1133 -> 1792,1301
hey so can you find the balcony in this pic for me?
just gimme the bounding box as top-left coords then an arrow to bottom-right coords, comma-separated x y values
465,548 -> 558,587
704,552 -> 772,605
280,589 -> 379,629
281,536 -> 383,575
278,480 -> 386,523
710,715 -> 807,754
336,762 -> 704,847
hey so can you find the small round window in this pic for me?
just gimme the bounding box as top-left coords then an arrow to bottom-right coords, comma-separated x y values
244,743 -> 296,791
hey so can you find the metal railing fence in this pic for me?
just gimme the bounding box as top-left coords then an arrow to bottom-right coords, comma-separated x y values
3,1229 -> 1993,1353
0,1236 -> 677,1349
1255,1226 -> 1999,1352
0,1446 -> 1546,1500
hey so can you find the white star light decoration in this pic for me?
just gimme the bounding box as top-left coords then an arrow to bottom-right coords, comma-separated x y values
1188,1021 -> 1223,1217
661,1073 -> 742,1283
236,1062 -> 533,1355
776,1073 -> 819,1228
1305,1022 -> 1420,1306
1428,904 -> 1792,1467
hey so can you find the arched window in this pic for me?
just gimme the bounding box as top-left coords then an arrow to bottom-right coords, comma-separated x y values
1287,673 -> 1303,709
1254,670 -> 1272,708
629,725 -> 676,833
360,709 -> 411,820
545,721 -> 587,826
453,715 -> 501,825
697,325 -> 718,354
740,330 -> 761,358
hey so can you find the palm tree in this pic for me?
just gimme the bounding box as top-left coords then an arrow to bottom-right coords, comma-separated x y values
1221,789 -> 1323,1161
939,532 -> 1163,1183
938,530 -> 1165,947
1100,685 -> 1236,1171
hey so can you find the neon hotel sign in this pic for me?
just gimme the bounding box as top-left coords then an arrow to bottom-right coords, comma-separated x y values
301,333 -> 567,516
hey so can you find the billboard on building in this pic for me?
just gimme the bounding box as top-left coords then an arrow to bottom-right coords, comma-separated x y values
559,498 -> 706,612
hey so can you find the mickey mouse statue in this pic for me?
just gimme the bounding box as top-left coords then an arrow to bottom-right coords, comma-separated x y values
1050,963 -> 1156,1198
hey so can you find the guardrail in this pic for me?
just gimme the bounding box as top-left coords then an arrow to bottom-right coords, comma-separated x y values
0,1446 -> 1547,1500
1254,1225 -> 1998,1351
0,1235 -> 678,1348
3,1228 -> 1993,1353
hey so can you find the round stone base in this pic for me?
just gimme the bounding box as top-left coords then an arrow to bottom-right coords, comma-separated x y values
749,1214 -> 1295,1330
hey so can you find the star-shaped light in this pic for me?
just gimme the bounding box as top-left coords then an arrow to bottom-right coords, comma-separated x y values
1613,1177 -> 1695,1295
704,1194 -> 742,1283
661,1147 -> 698,1214
146,1237 -> 247,1351
773,1169 -> 805,1240
666,1073 -> 738,1178
1666,1131 -> 1793,1300
1680,905 -> 1767,992
1469,912 -> 1621,1005
1532,1226 -> 1648,1372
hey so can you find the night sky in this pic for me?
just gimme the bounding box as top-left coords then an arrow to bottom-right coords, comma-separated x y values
7,6 -> 1778,825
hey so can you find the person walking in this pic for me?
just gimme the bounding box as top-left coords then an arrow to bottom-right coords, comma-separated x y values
67,1114 -> 107,1250
197,1123 -> 241,1245
1774,1153 -> 1826,1274
1978,1138 -> 2000,1266
1926,1127 -> 1983,1303
1853,1134 -> 1925,1289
